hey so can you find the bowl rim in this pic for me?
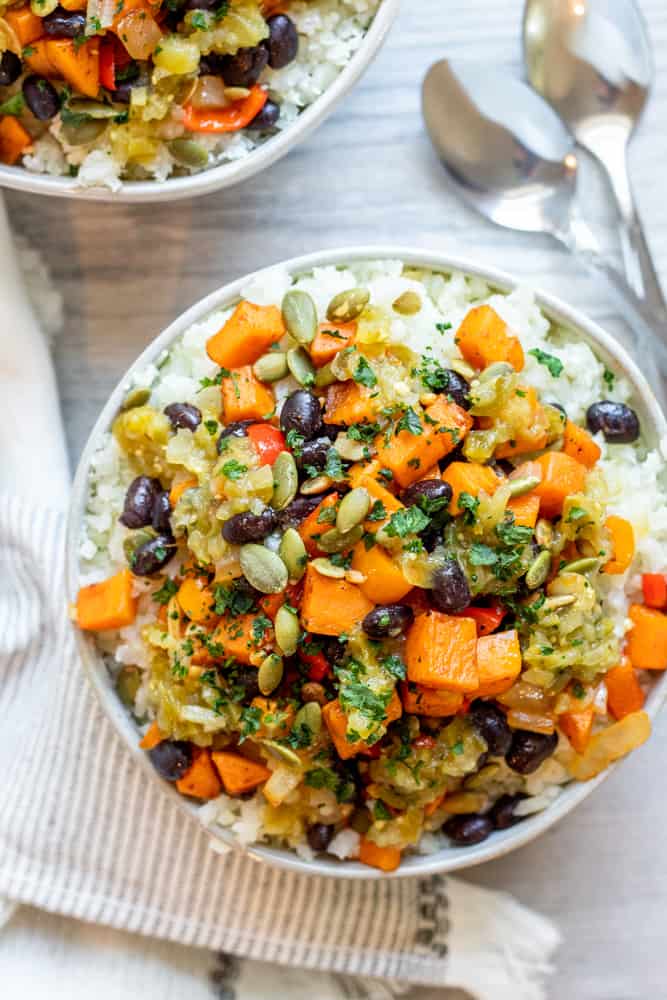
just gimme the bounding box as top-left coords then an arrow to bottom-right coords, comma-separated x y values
66,244 -> 667,879
0,0 -> 399,204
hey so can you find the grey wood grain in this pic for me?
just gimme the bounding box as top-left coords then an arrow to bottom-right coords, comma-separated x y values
6,1 -> 667,996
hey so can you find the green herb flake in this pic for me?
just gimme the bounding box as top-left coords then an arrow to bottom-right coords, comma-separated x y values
221,459 -> 247,481
152,578 -> 179,605
353,356 -> 377,388
528,348 -> 564,378
384,506 -> 430,538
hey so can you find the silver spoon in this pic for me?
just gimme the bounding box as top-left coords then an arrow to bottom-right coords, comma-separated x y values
421,59 -> 667,402
523,0 -> 667,322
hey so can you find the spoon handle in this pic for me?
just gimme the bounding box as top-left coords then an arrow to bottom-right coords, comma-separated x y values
562,216 -> 667,409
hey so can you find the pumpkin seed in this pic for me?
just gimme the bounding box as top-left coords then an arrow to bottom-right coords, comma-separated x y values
318,523 -> 364,553
286,346 -> 316,387
253,351 -> 288,383
449,358 -> 476,380
392,290 -> 422,315
239,544 -> 288,594
334,433 -> 366,462
479,361 -> 515,382
274,604 -> 300,655
282,290 -> 318,346
542,594 -> 576,610
120,386 -> 151,411
345,568 -> 366,584
330,346 -> 358,380
300,475 -> 333,495
115,665 -> 141,708
525,550 -> 551,590
464,763 -> 501,789
336,487 -> 371,534
507,475 -> 541,498
272,451 -> 299,510
535,518 -> 553,548
168,138 -> 209,168
279,528 -> 307,582
224,86 -> 250,101
294,700 -> 322,737
258,653 -> 284,696
315,362 -> 337,388
311,557 -> 346,579
67,99 -> 121,119
559,557 -> 600,575
326,287 -> 370,323
261,738 -> 301,766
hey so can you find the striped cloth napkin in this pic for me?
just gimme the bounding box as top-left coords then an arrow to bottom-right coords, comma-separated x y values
0,198 -> 560,1000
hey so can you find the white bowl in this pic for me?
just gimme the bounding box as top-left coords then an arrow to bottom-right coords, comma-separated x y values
66,245 -> 667,878
0,0 -> 399,203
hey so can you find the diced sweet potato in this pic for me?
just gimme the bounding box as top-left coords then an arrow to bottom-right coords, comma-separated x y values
355,475 -> 403,530
455,305 -> 524,372
249,697 -> 295,739
606,659 -> 646,720
300,563 -> 374,636
46,39 -> 100,99
359,837 -> 401,872
177,577 -> 217,624
351,541 -> 412,604
494,387 -> 549,459
76,569 -> 137,631
211,751 -> 271,796
400,683 -> 464,716
627,604 -> 667,670
322,692 -> 402,760
559,708 -> 594,754
515,452 -> 587,519
0,116 -> 31,166
375,397 -> 473,488
139,721 -> 163,750
562,421 -> 601,469
442,462 -> 500,516
474,629 -> 522,698
5,5 -> 43,45
24,39 -> 58,77
206,301 -> 285,369
405,612 -> 478,692
310,321 -> 357,367
298,493 -> 339,556
212,612 -> 272,665
221,366 -> 274,423
603,515 -> 635,575
324,381 -> 378,425
176,748 -> 222,799
507,494 -> 540,529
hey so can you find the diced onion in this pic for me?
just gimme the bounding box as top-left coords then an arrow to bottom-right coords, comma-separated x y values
190,75 -> 229,110
569,710 -> 651,781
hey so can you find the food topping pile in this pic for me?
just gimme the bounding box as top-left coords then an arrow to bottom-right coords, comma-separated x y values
75,273 -> 663,872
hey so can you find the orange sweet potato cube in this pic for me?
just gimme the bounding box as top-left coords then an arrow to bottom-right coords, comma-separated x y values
375,397 -> 473,489
300,563 -> 374,636
405,611 -> 478,692
221,366 -> 274,423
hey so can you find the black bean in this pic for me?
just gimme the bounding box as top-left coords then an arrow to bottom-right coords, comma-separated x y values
152,491 -> 172,534
441,370 -> 471,410
222,509 -> 277,544
198,52 -> 225,76
22,75 -> 59,121
586,400 -> 640,443
148,740 -> 193,781
265,14 -> 298,69
469,701 -> 512,756
42,6 -> 86,36
505,730 -> 558,775
280,390 -> 322,440
130,534 -> 177,576
294,436 -> 331,471
443,813 -> 493,846
307,823 -> 335,852
489,794 -> 527,830
275,495 -> 323,530
400,478 -> 452,512
322,422 -> 345,441
431,559 -> 471,613
419,526 -> 442,553
184,0 -> 217,8
246,98 -> 280,131
227,664 -> 260,700
362,604 -> 414,639
218,420 -> 252,452
220,44 -> 268,88
0,50 -> 21,86
120,476 -> 162,528
164,402 -> 202,432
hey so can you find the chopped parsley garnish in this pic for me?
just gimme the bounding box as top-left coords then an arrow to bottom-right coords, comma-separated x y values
324,447 -> 345,481
381,654 -> 406,680
199,369 -> 227,388
304,767 -> 339,792
495,516 -> 533,547
539,645 -> 555,656
603,368 -> 615,391
340,682 -> 392,722
567,505 -> 588,523
190,10 -> 208,27
458,492 -> 480,525
0,93 -> 25,117
239,706 -> 263,742
395,406 -> 422,436
213,582 -> 255,616
353,356 -> 377,388
469,543 -> 498,567
252,614 -> 272,644
204,419 -> 218,436
221,459 -> 247,480
329,552 -> 353,569
572,681 -> 586,699
415,354 -> 450,393
383,506 -> 430,538
436,322 -> 452,335
285,428 -> 304,454
347,421 -> 381,442
367,500 -> 387,522
282,723 -> 313,749
152,578 -> 178,605
528,348 -> 564,378
451,740 -> 464,756
373,800 -> 392,821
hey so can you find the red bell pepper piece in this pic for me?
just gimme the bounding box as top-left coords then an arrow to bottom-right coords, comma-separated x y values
99,38 -> 116,91
454,600 -> 506,636
246,423 -> 286,467
183,85 -> 268,134
642,573 -> 667,609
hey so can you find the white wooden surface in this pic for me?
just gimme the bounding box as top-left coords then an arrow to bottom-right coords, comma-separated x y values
6,0 -> 667,995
